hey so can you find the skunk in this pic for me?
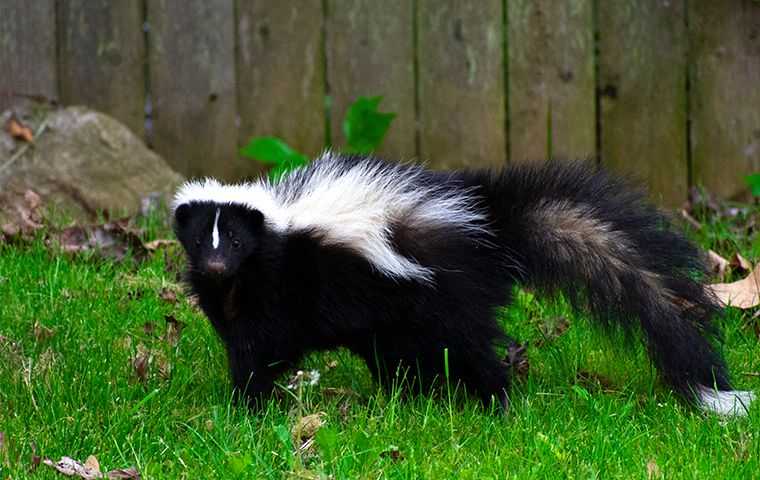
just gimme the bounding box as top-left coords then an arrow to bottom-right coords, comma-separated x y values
173,153 -> 755,415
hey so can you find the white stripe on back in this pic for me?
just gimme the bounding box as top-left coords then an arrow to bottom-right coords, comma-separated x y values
173,153 -> 489,282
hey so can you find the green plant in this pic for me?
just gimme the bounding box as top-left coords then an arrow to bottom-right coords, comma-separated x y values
744,173 -> 760,197
240,96 -> 396,182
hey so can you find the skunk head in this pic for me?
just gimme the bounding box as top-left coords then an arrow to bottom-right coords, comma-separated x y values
174,202 -> 264,280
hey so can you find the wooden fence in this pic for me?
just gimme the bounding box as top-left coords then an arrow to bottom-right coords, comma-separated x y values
1,0 -> 759,205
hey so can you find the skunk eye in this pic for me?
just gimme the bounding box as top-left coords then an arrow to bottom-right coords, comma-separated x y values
195,238 -> 201,246
231,239 -> 241,248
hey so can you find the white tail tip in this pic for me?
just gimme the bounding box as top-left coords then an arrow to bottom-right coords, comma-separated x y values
697,386 -> 756,416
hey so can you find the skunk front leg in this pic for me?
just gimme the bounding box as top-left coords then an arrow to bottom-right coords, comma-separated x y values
226,343 -> 289,408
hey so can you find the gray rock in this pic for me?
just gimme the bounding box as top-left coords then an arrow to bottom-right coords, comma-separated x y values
0,102 -> 184,221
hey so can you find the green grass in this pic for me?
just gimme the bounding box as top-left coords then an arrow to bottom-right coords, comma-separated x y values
1,210 -> 759,479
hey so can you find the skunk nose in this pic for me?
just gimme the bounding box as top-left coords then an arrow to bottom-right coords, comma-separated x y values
206,260 -> 227,275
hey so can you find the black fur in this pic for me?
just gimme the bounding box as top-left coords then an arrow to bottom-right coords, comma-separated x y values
174,157 -> 733,410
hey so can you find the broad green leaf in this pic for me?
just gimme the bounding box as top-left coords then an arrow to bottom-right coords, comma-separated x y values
744,173 -> 760,196
343,96 -> 396,154
240,136 -> 308,182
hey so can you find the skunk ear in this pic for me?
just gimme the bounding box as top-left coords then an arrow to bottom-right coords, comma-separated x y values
245,208 -> 264,228
174,204 -> 191,227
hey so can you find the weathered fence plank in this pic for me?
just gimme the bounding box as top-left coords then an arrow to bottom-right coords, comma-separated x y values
0,1 -> 57,111
58,1 -> 145,138
599,0 -> 687,206
508,0 -> 595,162
237,1 -> 325,162
690,0 -> 760,199
148,0 -> 239,179
326,0 -> 415,160
417,0 -> 506,169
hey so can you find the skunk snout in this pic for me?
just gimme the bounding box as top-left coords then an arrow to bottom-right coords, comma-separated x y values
205,259 -> 227,276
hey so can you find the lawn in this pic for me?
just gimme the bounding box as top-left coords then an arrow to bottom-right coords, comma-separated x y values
1,203 -> 759,479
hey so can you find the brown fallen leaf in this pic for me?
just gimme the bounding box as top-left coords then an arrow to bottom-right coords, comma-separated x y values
132,343 -> 151,382
159,288 -> 177,304
142,322 -> 156,336
730,253 -> 753,273
706,250 -> 729,278
5,114 -> 34,142
144,239 -> 178,251
292,413 -> 326,451
43,456 -> 102,479
30,442 -> 41,471
502,340 -> 529,379
380,446 -> 404,462
164,315 -> 184,346
51,219 -> 149,263
84,455 -> 101,475
33,321 -> 56,342
707,264 -> 760,309
1,189 -> 45,242
106,467 -> 140,479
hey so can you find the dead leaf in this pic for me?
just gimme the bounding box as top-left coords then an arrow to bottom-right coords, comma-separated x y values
707,250 -> 729,278
144,239 -> 178,251
84,455 -> 101,474
159,288 -> 177,304
164,315 -> 184,346
380,446 -> 404,462
5,114 -> 33,142
142,322 -> 155,336
646,459 -> 662,479
1,189 -> 45,241
33,321 -> 55,342
106,467 -> 140,479
43,456 -> 103,479
205,419 -> 214,432
325,360 -> 338,371
51,220 -> 149,263
730,253 -> 753,273
30,442 -> 41,471
292,413 -> 325,449
132,343 -> 151,382
502,340 -> 529,379
707,265 -> 760,309
155,350 -> 172,379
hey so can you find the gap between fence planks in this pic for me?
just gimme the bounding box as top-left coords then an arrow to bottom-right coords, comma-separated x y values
507,0 -> 595,163
689,0 -> 760,200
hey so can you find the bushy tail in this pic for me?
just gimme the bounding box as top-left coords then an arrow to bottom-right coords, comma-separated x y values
473,161 -> 754,415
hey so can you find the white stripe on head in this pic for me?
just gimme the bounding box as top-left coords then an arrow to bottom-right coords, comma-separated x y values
211,208 -> 221,249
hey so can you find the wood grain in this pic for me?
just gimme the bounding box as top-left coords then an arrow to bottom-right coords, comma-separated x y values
237,1 -> 325,163
417,0 -> 506,169
507,0 -> 595,162
689,0 -> 760,200
599,0 -> 687,206
0,1 -> 57,110
148,0 -> 239,179
58,0 -> 145,137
